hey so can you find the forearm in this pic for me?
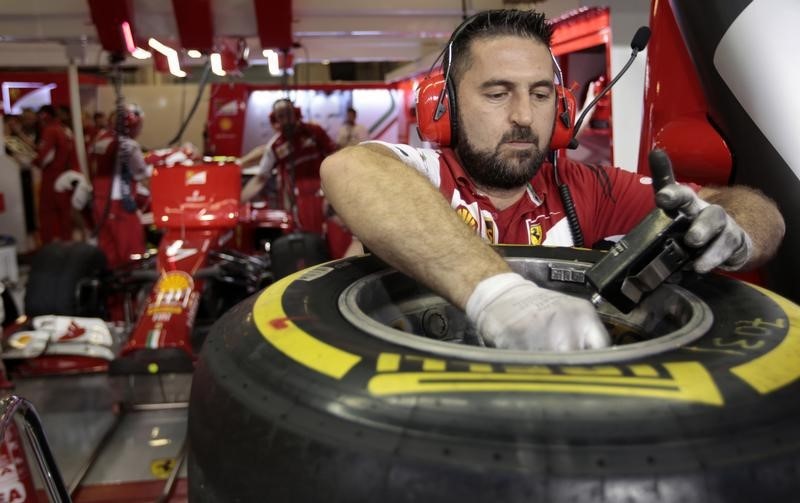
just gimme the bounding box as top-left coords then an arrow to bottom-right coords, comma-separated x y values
241,175 -> 266,203
238,145 -> 266,168
320,144 -> 510,309
699,186 -> 785,268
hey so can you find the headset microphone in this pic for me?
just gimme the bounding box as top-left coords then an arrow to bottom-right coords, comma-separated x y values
630,25 -> 652,52
567,26 -> 652,149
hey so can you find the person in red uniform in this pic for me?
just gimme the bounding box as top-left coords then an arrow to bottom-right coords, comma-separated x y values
87,104 -> 148,268
241,99 -> 337,235
33,105 -> 78,244
320,9 -> 785,352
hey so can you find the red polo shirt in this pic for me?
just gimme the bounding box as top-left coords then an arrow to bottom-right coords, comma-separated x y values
257,122 -> 337,233
374,142 -> 663,247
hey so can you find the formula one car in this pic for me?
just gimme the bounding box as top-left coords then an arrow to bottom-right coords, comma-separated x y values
2,154 -> 304,378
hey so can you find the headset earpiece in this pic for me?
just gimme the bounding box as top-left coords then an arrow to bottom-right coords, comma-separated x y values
549,85 -> 577,150
416,70 -> 453,147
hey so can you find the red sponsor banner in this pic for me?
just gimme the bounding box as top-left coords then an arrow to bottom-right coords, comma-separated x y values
205,83 -> 249,157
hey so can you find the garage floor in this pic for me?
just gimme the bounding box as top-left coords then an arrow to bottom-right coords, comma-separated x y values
8,373 -> 191,502
2,261 -> 191,502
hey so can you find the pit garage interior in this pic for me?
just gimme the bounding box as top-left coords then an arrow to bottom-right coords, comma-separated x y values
0,0 -> 798,502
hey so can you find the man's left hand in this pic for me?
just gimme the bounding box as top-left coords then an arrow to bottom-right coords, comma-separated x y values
656,184 -> 752,273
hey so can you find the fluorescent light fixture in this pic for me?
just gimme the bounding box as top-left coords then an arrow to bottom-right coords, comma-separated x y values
121,21 -> 151,59
148,37 -> 187,77
350,31 -> 382,36
121,21 -> 136,52
187,49 -> 202,58
132,48 -> 151,59
263,49 -> 281,76
210,53 -> 226,76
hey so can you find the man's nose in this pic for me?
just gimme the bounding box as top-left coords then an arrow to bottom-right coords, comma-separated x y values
509,94 -> 533,126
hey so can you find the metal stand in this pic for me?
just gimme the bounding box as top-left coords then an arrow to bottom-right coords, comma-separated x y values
0,395 -> 71,503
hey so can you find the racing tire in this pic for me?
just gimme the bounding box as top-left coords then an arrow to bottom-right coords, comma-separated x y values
270,231 -> 330,280
24,241 -> 107,317
188,247 -> 800,503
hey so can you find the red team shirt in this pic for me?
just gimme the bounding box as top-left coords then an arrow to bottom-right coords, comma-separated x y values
373,142 -> 664,247
87,129 -> 148,267
257,123 -> 337,233
34,120 -> 79,243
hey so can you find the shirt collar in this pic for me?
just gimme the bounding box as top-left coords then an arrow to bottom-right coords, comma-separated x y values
441,148 -> 548,209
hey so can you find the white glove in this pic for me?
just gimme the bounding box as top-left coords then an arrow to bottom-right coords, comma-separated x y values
54,170 -> 87,192
71,180 -> 92,210
656,184 -> 752,273
465,273 -> 610,351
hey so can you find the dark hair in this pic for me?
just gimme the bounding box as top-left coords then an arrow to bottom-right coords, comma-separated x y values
346,107 -> 357,115
272,98 -> 293,111
38,105 -> 57,117
445,9 -> 552,84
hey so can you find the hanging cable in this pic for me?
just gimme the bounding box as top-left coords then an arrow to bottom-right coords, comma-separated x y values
553,155 -> 584,247
93,55 -> 134,237
165,61 -> 212,146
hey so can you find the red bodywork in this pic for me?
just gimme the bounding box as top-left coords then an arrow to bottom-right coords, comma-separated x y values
0,421 -> 37,503
117,163 -> 241,365
637,1 -> 762,285
637,1 -> 731,185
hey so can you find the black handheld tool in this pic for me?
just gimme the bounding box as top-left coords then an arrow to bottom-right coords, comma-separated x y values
585,149 -> 699,313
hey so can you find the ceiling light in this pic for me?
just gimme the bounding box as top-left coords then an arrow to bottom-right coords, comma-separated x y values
132,48 -> 151,59
121,21 -> 136,53
121,21 -> 150,59
187,49 -> 202,58
263,49 -> 281,76
210,53 -> 226,76
148,38 -> 187,77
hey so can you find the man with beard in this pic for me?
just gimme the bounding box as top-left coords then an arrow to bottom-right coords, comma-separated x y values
320,9 -> 784,351
241,99 -> 337,235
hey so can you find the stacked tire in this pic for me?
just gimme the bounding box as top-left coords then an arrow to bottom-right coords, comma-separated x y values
189,247 -> 800,503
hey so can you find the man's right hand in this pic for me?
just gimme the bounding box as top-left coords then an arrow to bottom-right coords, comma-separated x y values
465,272 -> 610,351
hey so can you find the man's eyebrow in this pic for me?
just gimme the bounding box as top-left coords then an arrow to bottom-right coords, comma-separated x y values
531,80 -> 555,90
479,79 -> 515,90
479,79 -> 555,90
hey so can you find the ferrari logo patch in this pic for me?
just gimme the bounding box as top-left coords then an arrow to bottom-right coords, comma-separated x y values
151,458 -> 177,479
484,215 -> 496,243
457,206 -> 478,232
528,222 -> 543,245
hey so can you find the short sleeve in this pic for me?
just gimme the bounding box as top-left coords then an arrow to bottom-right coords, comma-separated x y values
257,135 -> 279,177
364,140 -> 442,188
125,139 -> 148,181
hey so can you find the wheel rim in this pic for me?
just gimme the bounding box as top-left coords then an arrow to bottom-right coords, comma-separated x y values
338,257 -> 713,364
